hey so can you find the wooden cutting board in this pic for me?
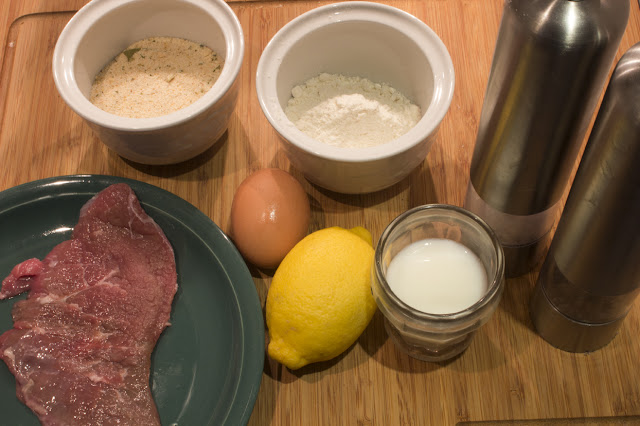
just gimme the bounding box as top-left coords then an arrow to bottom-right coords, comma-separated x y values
0,1 -> 639,425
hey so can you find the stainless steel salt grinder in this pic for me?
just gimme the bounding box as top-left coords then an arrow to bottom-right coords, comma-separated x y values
464,0 -> 629,277
530,42 -> 640,353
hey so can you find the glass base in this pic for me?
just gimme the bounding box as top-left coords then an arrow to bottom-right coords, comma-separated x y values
384,317 -> 474,362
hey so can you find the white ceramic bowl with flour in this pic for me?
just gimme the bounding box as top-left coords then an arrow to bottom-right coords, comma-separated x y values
53,0 -> 244,165
256,1 -> 454,194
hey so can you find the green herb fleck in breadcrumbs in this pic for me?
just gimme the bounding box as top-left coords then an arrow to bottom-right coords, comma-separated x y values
123,48 -> 141,61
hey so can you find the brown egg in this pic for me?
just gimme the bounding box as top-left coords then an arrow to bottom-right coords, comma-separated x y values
230,168 -> 311,269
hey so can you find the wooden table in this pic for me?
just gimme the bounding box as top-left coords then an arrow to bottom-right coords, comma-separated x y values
1,1 -> 639,424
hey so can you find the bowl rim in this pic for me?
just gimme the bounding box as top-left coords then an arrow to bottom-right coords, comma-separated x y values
52,0 -> 244,132
255,1 -> 455,163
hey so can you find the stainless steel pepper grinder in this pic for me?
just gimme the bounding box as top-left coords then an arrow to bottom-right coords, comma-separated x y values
530,42 -> 640,353
465,0 -> 629,277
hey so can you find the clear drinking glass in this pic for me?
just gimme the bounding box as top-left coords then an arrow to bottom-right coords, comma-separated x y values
372,204 -> 505,362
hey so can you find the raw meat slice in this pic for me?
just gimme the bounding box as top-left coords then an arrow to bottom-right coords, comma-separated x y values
0,183 -> 177,425
0,258 -> 44,300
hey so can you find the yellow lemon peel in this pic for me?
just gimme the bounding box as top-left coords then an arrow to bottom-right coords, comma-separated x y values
266,226 -> 377,369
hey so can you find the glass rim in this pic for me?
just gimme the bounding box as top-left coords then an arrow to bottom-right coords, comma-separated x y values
374,203 -> 505,323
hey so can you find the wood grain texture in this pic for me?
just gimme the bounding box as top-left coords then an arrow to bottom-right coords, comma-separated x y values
0,1 -> 639,425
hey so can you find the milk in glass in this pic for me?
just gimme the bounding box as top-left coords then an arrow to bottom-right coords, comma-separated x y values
386,239 -> 487,314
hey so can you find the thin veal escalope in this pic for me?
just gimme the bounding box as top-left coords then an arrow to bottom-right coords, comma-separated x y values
0,184 -> 177,425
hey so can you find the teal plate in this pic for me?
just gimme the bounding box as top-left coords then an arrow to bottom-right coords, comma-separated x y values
0,175 -> 264,425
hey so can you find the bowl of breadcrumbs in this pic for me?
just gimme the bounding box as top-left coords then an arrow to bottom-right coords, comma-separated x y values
53,0 -> 244,165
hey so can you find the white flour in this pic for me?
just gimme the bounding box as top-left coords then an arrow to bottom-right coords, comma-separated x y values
284,73 -> 421,148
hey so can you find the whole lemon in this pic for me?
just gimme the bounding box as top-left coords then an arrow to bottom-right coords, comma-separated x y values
266,226 -> 377,370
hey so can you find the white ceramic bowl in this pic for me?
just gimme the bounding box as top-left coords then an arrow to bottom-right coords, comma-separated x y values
53,0 -> 244,165
256,1 -> 454,194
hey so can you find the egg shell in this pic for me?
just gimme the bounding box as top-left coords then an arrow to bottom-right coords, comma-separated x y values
230,168 -> 311,269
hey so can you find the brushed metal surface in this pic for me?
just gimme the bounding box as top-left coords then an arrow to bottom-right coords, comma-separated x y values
469,0 -> 629,216
465,0 -> 629,276
532,42 -> 640,352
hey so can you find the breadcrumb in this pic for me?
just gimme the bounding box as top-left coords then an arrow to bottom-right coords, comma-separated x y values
90,37 -> 224,118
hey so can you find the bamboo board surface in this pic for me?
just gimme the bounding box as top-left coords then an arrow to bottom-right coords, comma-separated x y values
0,1 -> 639,425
